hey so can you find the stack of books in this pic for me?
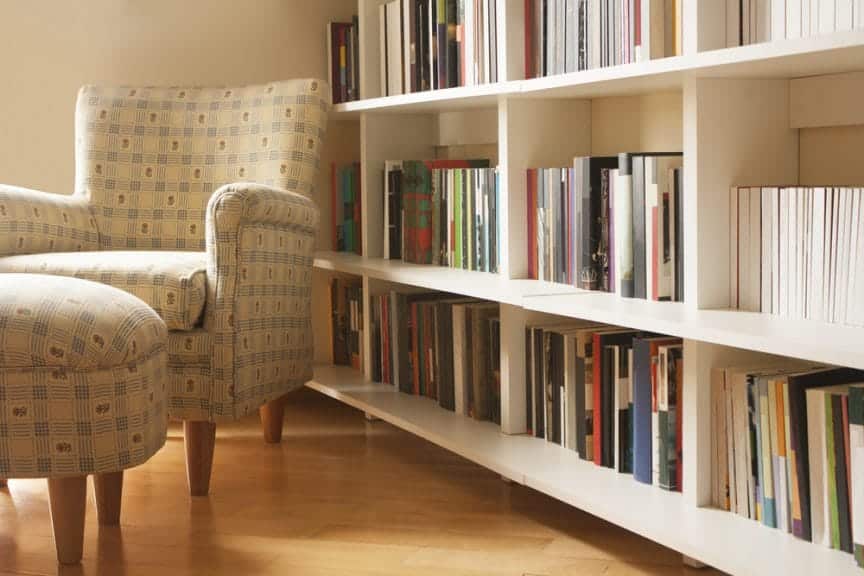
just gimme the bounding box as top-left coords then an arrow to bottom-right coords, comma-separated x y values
527,153 -> 684,301
327,19 -> 360,104
371,292 -> 501,424
728,0 -> 864,47
331,163 -> 362,254
525,322 -> 684,491
378,0 -> 500,96
328,276 -> 363,370
384,160 -> 501,272
729,186 -> 863,326
711,364 -> 864,565
524,0 -> 682,78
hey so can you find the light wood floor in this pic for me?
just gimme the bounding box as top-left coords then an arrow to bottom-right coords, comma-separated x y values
0,388 -> 723,576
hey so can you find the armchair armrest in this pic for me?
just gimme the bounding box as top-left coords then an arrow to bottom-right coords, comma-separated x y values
0,185 -> 99,256
204,182 -> 320,420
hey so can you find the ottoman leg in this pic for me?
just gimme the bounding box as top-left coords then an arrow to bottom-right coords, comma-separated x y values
93,471 -> 124,526
184,421 -> 216,497
47,476 -> 87,565
260,394 -> 287,444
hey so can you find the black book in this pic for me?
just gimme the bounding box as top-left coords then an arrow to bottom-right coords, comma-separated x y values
573,349 -> 587,457
488,317 -> 501,425
435,301 -> 455,410
833,393 -> 853,553
576,156 -> 618,291
550,332 -> 564,445
533,327 -> 545,439
787,368 -> 864,542
446,0 -> 459,88
416,0 -> 429,92
617,346 -> 633,474
393,293 -> 412,393
596,331 -> 639,469
387,167 -> 403,259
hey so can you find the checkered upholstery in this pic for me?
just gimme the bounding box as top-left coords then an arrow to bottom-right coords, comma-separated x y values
0,251 -> 207,330
0,274 -> 168,478
0,79 -> 328,423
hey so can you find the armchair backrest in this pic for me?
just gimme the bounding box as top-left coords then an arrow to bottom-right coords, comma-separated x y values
74,79 -> 328,251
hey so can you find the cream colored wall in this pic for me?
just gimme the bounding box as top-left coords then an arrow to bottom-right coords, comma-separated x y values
0,0 -> 360,216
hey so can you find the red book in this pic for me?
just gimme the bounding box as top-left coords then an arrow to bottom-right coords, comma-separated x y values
411,302 -> 420,395
635,0 -> 642,51
527,169 -> 537,279
524,0 -> 533,79
593,333 -> 602,466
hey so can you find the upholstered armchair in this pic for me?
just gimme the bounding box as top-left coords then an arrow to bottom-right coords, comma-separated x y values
0,80 -> 328,495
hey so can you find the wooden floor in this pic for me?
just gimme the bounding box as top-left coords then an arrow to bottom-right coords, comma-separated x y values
0,388 -> 723,576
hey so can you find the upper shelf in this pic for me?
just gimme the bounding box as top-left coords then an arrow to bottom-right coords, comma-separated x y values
333,30 -> 864,116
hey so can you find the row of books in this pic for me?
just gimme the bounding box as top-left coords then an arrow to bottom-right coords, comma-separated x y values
379,0 -> 500,97
711,363 -> 864,565
525,0 -> 683,78
326,19 -> 361,104
527,154 -> 684,301
329,276 -> 363,370
730,0 -> 864,47
370,292 -> 502,423
525,322 -> 684,491
384,160 -> 501,272
730,186 -> 864,327
330,163 -> 362,254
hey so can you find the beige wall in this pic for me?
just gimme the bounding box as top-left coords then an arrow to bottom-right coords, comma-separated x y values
0,0 -> 360,205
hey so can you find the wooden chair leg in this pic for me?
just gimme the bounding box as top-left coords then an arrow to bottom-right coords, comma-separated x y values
184,421 -> 216,497
260,395 -> 287,444
47,476 -> 87,565
93,471 -> 123,526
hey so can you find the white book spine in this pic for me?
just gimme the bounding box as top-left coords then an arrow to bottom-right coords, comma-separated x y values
749,187 -> 762,312
761,188 -> 772,314
730,187 -> 739,308
739,188 -> 750,311
758,0 -> 772,42
811,187 -> 826,321
801,0 -> 811,37
787,0 -> 802,38
772,0 -> 786,39
858,0 -> 864,28
837,190 -> 851,324
847,190 -> 861,325
819,0 -> 837,34
380,5 -> 389,96
806,388 -> 830,547
838,0 -> 854,29
771,188 -> 780,316
728,0 -> 742,45
779,189 -> 789,317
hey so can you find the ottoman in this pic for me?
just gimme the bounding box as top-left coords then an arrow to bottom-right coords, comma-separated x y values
0,274 -> 168,564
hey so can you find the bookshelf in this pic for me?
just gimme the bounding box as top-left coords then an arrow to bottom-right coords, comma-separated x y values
312,3 -> 864,575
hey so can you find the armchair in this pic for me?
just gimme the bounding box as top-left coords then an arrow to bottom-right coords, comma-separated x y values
0,80 -> 328,495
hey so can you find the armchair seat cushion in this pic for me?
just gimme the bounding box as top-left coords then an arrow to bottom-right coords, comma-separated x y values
0,251 -> 207,331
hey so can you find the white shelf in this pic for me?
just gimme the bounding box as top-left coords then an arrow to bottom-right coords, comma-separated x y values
315,251 -> 864,370
307,365 -> 863,576
333,30 -> 864,116
313,251 -> 581,305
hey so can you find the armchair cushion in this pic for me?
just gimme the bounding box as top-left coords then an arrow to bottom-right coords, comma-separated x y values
0,251 -> 206,331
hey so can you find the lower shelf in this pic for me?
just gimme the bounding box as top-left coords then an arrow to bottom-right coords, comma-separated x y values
307,365 -> 862,576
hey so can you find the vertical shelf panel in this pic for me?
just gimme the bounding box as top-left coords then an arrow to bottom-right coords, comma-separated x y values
498,98 -> 592,280
684,78 -> 799,310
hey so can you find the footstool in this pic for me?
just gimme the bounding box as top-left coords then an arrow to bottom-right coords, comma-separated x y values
0,274 -> 168,564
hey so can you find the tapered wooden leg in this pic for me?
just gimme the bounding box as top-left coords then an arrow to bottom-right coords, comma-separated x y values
184,421 -> 216,497
93,471 -> 123,526
0,478 -> 6,488
260,395 -> 287,444
47,476 -> 87,565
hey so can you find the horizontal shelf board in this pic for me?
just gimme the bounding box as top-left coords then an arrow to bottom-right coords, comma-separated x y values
313,251 -> 580,304
522,291 -> 864,369
308,365 -> 862,576
332,30 -> 864,116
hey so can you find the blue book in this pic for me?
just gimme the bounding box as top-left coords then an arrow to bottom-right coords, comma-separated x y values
632,337 -> 652,484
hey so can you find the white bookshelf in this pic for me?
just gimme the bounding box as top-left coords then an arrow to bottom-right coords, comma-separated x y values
313,3 -> 864,575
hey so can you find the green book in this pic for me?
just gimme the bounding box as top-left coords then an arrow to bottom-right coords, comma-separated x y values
850,385 -> 864,567
826,397 -> 840,550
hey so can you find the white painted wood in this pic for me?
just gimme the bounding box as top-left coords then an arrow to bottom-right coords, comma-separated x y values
333,30 -> 864,116
498,98 -> 591,279
685,78 -> 798,309
308,365 -> 864,576
799,125 -> 864,185
438,108 -> 498,146
499,303 -> 527,435
360,113 -> 437,259
790,71 -> 864,128
590,92 -> 683,155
